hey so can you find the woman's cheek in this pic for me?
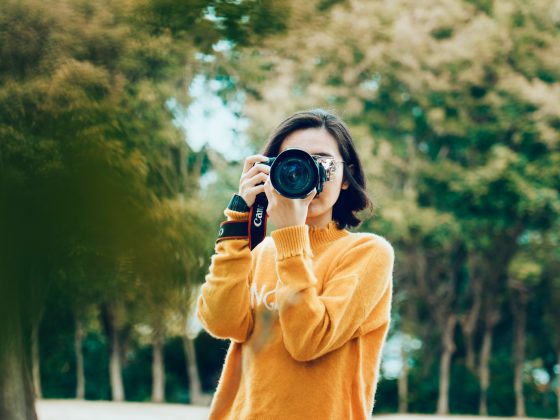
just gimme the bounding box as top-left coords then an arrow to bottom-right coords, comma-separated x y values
310,194 -> 328,213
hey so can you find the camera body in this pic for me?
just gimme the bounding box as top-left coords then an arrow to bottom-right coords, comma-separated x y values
261,148 -> 327,199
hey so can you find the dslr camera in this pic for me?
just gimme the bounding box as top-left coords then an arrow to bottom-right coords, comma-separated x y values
260,148 -> 329,199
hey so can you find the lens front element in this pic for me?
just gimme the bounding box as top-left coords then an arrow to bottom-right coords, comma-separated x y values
270,149 -> 319,199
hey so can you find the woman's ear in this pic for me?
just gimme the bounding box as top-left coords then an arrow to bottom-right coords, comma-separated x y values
341,164 -> 354,190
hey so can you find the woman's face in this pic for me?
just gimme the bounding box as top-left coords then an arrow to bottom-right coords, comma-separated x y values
278,127 -> 348,225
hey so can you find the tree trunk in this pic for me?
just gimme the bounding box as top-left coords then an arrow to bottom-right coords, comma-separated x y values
31,322 -> 42,399
479,312 -> 498,416
437,315 -> 457,415
183,335 -> 207,405
512,289 -> 527,418
398,340 -> 409,413
151,325 -> 165,403
104,304 -> 125,402
109,326 -> 124,401
460,281 -> 481,372
0,319 -> 37,420
75,315 -> 85,400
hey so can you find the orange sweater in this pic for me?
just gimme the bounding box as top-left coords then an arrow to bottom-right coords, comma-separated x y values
197,208 -> 395,420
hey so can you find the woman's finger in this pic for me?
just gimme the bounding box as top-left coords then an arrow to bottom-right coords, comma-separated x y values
263,177 -> 274,202
243,183 -> 265,204
241,162 -> 270,181
242,155 -> 269,175
245,171 -> 268,188
241,171 -> 268,190
304,188 -> 317,202
265,177 -> 279,194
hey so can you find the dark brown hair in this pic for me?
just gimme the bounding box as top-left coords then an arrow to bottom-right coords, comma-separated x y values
260,109 -> 373,229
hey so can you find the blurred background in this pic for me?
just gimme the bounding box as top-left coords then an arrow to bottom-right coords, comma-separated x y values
1,0 -> 559,419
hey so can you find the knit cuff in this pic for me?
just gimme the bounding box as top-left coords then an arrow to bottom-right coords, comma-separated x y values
224,208 -> 249,222
271,225 -> 313,260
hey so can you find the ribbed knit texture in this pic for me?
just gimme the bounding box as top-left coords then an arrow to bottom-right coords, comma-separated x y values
197,208 -> 395,420
270,224 -> 312,259
224,208 -> 250,222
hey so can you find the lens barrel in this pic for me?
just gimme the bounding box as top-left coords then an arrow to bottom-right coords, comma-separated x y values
266,149 -> 325,199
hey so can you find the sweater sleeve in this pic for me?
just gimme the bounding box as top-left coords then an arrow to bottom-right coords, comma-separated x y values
271,225 -> 394,362
196,208 -> 254,343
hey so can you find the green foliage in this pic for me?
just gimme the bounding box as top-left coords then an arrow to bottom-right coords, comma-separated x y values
449,363 -> 480,414
488,345 -> 516,416
374,379 -> 398,413
0,0 -> 294,412
39,306 -> 78,399
193,332 -> 230,392
3,0 -> 559,416
82,332 -> 111,400
206,0 -> 560,416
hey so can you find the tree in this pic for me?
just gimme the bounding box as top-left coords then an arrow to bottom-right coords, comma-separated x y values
0,0 -> 292,416
206,0 -> 560,414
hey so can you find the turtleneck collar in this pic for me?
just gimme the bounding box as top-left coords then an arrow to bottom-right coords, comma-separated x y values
307,220 -> 349,250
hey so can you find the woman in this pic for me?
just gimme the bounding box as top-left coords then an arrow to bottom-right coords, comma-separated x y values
197,109 -> 395,419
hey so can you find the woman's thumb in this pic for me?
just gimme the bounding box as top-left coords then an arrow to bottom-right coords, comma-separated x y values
305,188 -> 317,202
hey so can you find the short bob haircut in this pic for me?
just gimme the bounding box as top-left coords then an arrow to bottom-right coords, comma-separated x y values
260,109 -> 373,229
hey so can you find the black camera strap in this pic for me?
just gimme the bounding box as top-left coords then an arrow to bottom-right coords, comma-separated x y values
216,220 -> 249,243
249,193 -> 268,250
216,193 -> 268,250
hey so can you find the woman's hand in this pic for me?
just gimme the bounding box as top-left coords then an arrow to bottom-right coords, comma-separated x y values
264,178 -> 316,230
238,154 -> 271,208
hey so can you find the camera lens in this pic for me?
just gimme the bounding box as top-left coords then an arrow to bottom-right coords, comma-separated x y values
277,158 -> 312,192
270,149 -> 318,198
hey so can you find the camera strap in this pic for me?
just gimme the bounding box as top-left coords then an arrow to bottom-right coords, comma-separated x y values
249,193 -> 268,250
216,193 -> 268,250
216,220 -> 249,243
